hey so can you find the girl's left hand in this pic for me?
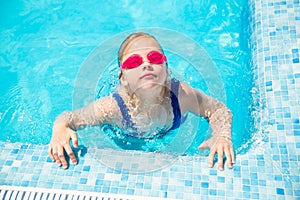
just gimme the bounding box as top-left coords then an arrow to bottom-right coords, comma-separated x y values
198,136 -> 235,170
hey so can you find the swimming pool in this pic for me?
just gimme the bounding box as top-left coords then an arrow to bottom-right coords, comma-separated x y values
0,0 -> 299,199
0,0 -> 254,154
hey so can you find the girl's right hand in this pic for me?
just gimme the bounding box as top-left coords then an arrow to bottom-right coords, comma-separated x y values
48,123 -> 78,169
198,135 -> 234,170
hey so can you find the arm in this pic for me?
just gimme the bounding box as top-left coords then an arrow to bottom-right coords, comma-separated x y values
48,97 -> 116,169
179,83 -> 234,170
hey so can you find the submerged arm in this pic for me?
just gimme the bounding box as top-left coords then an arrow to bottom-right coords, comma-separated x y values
179,83 -> 234,170
48,97 -> 116,169
54,96 -> 116,129
195,91 -> 233,141
56,103 -> 102,130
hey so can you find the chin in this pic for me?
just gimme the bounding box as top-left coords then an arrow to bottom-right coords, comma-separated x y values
142,80 -> 163,87
137,82 -> 163,91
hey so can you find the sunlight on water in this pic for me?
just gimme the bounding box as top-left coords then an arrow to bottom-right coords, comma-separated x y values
0,0 -> 257,155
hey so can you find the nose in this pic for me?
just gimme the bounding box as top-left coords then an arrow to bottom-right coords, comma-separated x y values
142,62 -> 154,71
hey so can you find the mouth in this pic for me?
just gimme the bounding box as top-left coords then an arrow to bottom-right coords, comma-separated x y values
140,73 -> 156,79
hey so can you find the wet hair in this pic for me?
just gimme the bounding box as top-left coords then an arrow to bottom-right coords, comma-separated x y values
118,32 -> 164,68
117,32 -> 170,98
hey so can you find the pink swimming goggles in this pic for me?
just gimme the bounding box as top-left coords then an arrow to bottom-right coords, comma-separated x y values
120,51 -> 167,70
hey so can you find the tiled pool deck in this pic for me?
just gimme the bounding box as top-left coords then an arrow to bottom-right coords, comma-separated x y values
1,0 -> 300,199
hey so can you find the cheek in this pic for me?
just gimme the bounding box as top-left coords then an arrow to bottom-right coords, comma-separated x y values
123,70 -> 139,88
158,67 -> 168,80
129,69 -> 140,79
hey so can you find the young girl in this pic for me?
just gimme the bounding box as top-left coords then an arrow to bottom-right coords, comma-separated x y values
48,32 -> 234,170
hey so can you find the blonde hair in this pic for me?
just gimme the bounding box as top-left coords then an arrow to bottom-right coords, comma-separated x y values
117,32 -> 170,99
118,32 -> 165,67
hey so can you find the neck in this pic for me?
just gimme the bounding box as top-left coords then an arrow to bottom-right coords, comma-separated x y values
135,86 -> 166,108
118,82 -> 170,112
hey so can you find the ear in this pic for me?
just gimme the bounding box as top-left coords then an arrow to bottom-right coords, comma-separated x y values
118,71 -> 122,79
119,72 -> 128,86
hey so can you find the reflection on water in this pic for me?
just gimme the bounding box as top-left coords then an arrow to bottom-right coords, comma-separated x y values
0,0 -> 256,155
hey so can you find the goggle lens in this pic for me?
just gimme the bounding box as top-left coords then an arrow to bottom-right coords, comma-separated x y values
121,51 -> 167,69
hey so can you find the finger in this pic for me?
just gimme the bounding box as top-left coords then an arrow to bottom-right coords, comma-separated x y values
217,148 -> 224,171
230,147 -> 235,164
198,139 -> 211,150
48,147 -> 55,162
64,143 -> 77,165
208,149 -> 216,168
224,147 -> 233,168
57,145 -> 68,169
52,147 -> 61,166
70,130 -> 78,148
198,142 -> 207,150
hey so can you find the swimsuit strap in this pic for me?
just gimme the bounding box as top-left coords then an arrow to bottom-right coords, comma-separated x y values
112,78 -> 182,134
168,79 -> 182,131
112,93 -> 136,130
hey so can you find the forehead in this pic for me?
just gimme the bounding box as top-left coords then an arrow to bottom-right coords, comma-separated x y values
123,36 -> 161,55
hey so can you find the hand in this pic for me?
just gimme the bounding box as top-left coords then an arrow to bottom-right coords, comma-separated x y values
198,136 -> 235,170
48,123 -> 78,169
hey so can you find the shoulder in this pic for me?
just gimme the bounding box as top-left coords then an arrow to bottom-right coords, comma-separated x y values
94,96 -> 119,117
95,95 -> 117,105
174,80 -> 197,99
175,80 -> 202,113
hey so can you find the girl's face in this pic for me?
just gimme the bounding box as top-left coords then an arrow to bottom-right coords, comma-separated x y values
120,37 -> 168,94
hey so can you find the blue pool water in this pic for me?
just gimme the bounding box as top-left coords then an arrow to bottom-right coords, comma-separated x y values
0,0 -> 254,155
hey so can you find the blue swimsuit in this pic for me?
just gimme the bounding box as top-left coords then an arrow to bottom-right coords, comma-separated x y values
112,79 -> 183,137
